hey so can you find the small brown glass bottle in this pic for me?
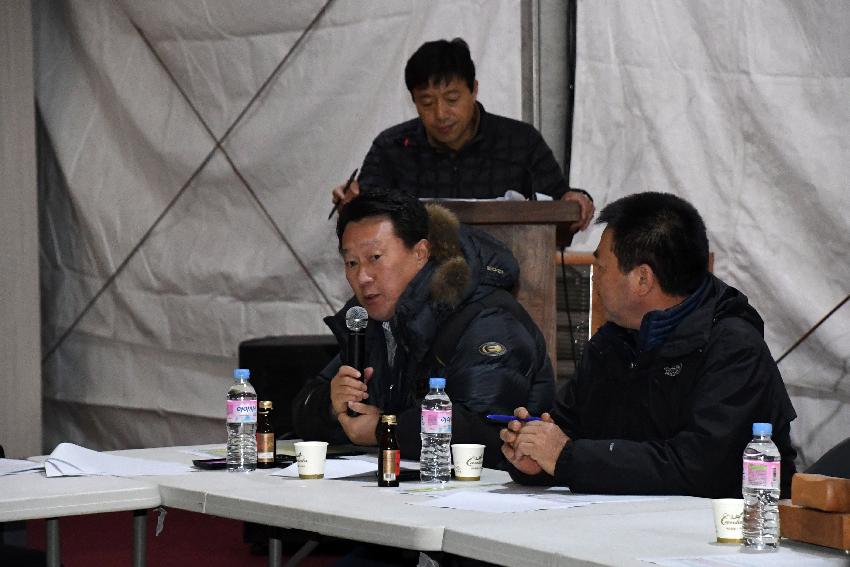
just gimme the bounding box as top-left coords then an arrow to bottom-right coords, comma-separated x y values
256,400 -> 276,469
378,414 -> 400,487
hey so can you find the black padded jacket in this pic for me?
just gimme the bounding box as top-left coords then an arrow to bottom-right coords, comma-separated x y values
292,205 -> 555,468
510,274 -> 798,498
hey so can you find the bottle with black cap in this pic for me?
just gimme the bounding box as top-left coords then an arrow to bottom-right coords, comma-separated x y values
256,401 -> 276,469
377,414 -> 400,487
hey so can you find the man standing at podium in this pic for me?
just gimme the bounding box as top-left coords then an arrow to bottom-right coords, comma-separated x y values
294,189 -> 554,467
499,192 -> 797,498
330,38 -> 595,233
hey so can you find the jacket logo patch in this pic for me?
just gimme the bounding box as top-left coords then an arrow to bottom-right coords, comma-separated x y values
664,363 -> 683,377
478,342 -> 507,357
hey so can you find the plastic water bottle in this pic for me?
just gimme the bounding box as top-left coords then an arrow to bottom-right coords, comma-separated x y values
226,368 -> 257,472
420,377 -> 452,483
742,422 -> 781,550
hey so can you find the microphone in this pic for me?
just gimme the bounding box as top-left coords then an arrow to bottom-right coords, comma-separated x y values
344,306 -> 368,416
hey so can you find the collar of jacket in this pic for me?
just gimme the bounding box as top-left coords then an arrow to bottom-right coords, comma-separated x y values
598,274 -> 764,361
655,274 -> 763,358
638,276 -> 711,352
394,203 -> 519,362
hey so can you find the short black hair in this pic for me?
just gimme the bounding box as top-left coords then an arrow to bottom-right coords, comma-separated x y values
597,192 -> 709,296
404,38 -> 476,93
336,188 -> 429,251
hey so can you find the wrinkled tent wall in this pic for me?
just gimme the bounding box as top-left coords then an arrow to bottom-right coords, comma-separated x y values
36,0 -> 523,451
569,1 -> 850,465
1,1 -> 40,459
36,0 -> 849,466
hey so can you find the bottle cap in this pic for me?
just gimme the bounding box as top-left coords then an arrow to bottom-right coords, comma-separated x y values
259,400 -> 273,409
429,377 -> 446,389
233,368 -> 250,380
752,422 -> 772,436
381,414 -> 397,425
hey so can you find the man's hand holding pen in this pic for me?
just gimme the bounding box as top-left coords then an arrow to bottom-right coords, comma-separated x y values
328,170 -> 360,219
499,406 -> 570,476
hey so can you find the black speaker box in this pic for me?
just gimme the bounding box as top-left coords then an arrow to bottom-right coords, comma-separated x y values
237,334 -> 338,437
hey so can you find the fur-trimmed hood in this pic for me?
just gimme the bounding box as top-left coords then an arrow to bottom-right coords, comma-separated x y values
421,203 -> 519,311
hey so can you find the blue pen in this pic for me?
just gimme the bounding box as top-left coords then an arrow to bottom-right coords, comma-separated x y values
486,414 -> 542,423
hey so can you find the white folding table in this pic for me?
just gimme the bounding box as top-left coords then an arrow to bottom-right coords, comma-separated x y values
441,494 -> 850,566
112,446 -> 849,567
0,473 -> 160,567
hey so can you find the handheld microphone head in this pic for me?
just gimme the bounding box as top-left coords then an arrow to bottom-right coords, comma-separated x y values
345,306 -> 368,332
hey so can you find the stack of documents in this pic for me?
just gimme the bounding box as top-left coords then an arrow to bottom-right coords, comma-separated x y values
0,458 -> 44,476
45,443 -> 193,477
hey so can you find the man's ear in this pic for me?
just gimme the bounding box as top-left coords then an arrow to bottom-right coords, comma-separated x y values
414,239 -> 430,265
472,79 -> 479,98
633,264 -> 656,297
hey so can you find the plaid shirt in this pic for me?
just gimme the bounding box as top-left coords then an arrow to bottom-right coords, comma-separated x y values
358,103 -> 574,200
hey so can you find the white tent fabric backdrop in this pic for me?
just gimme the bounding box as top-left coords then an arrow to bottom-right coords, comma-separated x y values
569,1 -> 849,465
37,0 -> 847,466
36,0 -> 523,451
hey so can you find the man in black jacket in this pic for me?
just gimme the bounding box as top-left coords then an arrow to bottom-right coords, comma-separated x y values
331,38 -> 595,233
293,189 -> 554,467
500,192 -> 798,498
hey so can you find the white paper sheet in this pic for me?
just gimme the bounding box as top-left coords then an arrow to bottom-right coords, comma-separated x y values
411,490 -> 576,513
271,459 -> 378,479
0,458 -> 44,475
44,443 -> 194,477
543,487 -> 669,505
180,446 -> 226,459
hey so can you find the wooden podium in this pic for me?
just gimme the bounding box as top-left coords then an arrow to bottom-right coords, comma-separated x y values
438,200 -> 580,371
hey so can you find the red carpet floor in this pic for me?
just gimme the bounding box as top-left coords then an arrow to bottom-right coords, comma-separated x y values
26,509 -> 344,566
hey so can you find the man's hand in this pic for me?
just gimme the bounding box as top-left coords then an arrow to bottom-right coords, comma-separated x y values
500,407 -> 568,476
331,179 -> 361,212
499,406 -> 542,475
337,402 -> 381,445
501,438 -> 543,475
561,191 -> 595,232
330,366 -> 372,416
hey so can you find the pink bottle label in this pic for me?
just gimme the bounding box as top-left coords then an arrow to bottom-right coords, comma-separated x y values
227,400 -> 257,423
421,410 -> 451,433
743,459 -> 780,489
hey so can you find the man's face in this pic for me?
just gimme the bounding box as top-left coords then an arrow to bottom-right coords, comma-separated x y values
592,227 -> 639,329
412,77 -> 478,151
341,216 -> 429,322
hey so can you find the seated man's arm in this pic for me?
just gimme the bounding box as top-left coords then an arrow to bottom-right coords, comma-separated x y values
503,375 -> 582,486
394,305 -> 556,469
291,354 -> 353,445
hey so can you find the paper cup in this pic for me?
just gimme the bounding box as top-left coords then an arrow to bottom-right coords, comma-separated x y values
712,498 -> 744,543
293,441 -> 328,479
451,444 -> 485,480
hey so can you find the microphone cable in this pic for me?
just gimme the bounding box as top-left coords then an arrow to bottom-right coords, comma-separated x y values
560,248 -> 580,372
